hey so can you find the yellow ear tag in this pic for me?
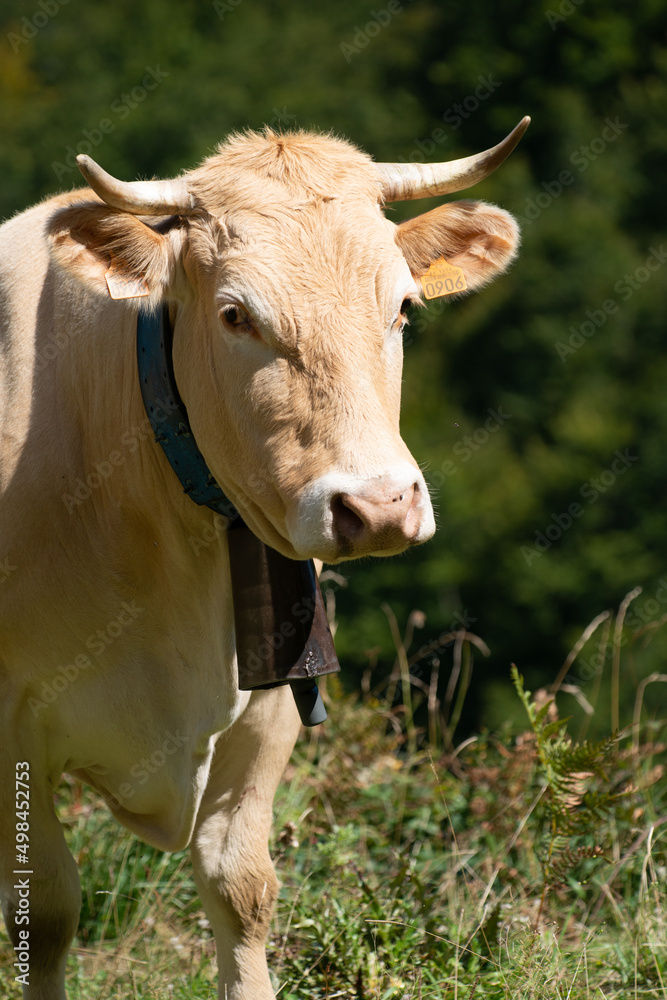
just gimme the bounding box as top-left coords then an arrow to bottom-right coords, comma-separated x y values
420,258 -> 467,300
105,261 -> 150,300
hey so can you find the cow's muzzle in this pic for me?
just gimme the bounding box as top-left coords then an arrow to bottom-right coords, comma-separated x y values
331,480 -> 423,557
288,465 -> 435,561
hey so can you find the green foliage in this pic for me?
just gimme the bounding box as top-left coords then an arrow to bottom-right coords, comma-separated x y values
511,665 -> 621,924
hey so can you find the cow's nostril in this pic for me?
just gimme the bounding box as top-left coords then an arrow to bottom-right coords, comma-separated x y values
331,494 -> 365,540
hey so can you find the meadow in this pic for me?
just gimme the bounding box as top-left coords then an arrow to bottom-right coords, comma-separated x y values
1,592 -> 665,999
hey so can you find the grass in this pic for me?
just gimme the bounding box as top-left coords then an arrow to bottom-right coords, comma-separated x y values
1,589 -> 666,998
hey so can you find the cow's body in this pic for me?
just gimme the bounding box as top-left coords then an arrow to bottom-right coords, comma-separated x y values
0,126 -> 524,999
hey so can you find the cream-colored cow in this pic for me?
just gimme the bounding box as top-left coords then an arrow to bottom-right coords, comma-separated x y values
0,120 -> 527,999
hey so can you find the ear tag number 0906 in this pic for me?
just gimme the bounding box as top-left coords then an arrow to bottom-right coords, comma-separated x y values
420,258 -> 467,300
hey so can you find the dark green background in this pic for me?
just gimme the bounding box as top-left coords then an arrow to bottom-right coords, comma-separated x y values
3,0 -> 666,733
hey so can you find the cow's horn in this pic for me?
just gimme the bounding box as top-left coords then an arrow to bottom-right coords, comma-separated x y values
76,155 -> 197,215
375,116 -> 530,202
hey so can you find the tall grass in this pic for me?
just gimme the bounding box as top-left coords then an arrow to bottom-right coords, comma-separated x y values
0,588 -> 665,998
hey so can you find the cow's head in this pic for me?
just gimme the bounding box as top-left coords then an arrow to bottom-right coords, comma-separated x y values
48,120 -> 528,563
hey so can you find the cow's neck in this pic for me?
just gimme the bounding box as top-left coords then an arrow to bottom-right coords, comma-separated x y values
60,292 -> 219,547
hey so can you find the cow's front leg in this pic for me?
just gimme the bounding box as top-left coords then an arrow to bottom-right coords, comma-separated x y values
0,758 -> 81,1000
190,686 -> 301,1000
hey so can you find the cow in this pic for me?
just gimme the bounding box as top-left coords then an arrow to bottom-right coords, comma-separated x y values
0,117 -> 528,999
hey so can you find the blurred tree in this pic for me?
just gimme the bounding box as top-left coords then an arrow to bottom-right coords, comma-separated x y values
1,0 -> 665,734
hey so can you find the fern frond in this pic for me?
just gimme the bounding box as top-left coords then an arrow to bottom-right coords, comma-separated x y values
511,664 -> 625,917
548,844 -> 606,886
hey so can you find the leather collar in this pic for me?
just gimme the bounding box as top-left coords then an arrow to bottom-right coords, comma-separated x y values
136,305 -> 240,521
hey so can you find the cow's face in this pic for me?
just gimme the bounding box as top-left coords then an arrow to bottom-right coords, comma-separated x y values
173,182 -> 432,563
48,129 -> 523,562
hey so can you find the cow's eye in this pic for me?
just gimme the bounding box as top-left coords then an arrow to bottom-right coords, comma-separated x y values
219,304 -> 254,333
396,298 -> 413,329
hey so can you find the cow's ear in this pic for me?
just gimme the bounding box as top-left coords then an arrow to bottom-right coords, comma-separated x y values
395,200 -> 520,293
47,201 -> 176,305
